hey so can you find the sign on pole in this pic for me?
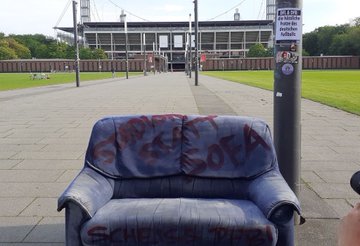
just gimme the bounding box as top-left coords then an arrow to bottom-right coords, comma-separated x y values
275,8 -> 302,43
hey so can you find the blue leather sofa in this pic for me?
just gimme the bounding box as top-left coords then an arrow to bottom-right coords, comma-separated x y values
58,114 -> 300,245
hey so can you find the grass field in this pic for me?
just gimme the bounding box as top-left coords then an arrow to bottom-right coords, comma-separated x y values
0,72 -> 141,91
202,70 -> 360,116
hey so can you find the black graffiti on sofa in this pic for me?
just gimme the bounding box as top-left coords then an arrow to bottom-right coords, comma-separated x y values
87,225 -> 274,245
209,226 -> 274,245
87,226 -> 198,244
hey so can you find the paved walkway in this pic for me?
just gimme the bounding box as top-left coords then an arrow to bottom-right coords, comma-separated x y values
0,72 -> 359,245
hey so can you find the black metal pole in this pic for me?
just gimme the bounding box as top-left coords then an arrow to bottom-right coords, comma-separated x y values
125,17 -> 129,79
274,0 -> 303,197
72,0 -> 80,87
193,1 -> 198,86
189,14 -> 192,79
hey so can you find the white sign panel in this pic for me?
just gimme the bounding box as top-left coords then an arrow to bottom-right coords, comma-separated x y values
159,35 -> 168,48
275,8 -> 302,43
174,35 -> 183,48
191,34 -> 195,48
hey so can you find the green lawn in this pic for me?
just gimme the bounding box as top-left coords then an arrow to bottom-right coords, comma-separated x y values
0,72 -> 140,91
202,70 -> 360,115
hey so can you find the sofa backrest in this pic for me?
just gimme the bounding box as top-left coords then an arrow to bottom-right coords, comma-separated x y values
86,114 -> 183,178
85,114 -> 276,181
182,115 -> 275,178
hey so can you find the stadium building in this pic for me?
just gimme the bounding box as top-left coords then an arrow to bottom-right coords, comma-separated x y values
56,0 -> 275,71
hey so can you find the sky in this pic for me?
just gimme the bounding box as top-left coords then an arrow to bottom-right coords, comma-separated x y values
0,0 -> 359,37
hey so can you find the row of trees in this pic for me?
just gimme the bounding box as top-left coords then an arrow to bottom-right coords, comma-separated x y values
303,17 -> 360,56
246,17 -> 360,58
0,33 -> 107,60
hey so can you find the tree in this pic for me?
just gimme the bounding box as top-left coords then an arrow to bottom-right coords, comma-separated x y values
303,23 -> 354,56
352,17 -> 360,26
302,49 -> 309,56
0,40 -> 18,60
47,42 -> 69,59
247,43 -> 272,57
92,48 -> 108,59
7,38 -> 31,59
316,25 -> 350,55
303,32 -> 319,56
347,27 -> 360,55
5,34 -> 108,60
0,38 -> 30,59
79,47 -> 93,59
10,34 -> 56,58
0,47 -> 18,60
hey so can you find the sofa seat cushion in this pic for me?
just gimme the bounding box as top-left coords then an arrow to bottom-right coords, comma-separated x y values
81,198 -> 277,246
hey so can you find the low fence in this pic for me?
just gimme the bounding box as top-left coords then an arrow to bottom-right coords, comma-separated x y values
0,57 -> 166,73
202,56 -> 360,71
0,56 -> 359,73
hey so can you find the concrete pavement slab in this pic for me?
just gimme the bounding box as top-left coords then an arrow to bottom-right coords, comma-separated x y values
315,170 -> 356,183
0,144 -> 47,152
12,160 -> 82,170
11,151 -> 84,160
0,160 -> 22,169
55,170 -> 80,183
0,151 -> 18,159
302,160 -> 360,171
295,219 -> 339,246
309,183 -> 359,199
0,183 -> 68,198
325,199 -> 354,218
0,170 -> 64,182
23,217 -> 65,243
0,217 -> 41,243
20,198 -> 64,217
0,198 -> 34,216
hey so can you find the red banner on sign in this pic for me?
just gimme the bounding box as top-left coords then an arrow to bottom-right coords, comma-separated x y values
200,54 -> 206,62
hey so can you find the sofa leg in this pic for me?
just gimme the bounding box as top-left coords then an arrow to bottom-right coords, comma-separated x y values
65,202 -> 88,246
276,216 -> 295,246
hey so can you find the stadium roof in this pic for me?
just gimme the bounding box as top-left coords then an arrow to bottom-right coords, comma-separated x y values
56,20 -> 273,33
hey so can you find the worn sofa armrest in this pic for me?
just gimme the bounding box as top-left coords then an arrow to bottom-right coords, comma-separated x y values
248,169 -> 301,221
58,167 -> 114,218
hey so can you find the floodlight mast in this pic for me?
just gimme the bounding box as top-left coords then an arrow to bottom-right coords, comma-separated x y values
274,0 -> 303,199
